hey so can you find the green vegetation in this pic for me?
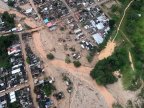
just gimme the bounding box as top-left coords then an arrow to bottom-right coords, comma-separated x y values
126,100 -> 133,108
26,57 -> 30,64
91,0 -> 144,90
87,46 -> 97,63
60,27 -> 65,31
98,20 -> 115,51
73,61 -> 81,68
111,5 -> 119,13
34,82 -> 56,96
90,46 -> 129,85
42,83 -> 56,96
47,53 -> 54,60
69,47 -> 76,52
1,11 -> 15,30
65,56 -> 71,64
7,101 -> 20,108
120,0 -> 144,89
8,0 -> 15,7
113,103 -> 123,108
0,34 -> 18,68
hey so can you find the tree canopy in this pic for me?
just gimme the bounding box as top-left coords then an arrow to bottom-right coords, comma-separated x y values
0,34 -> 18,68
90,47 -> 129,85
1,11 -> 15,30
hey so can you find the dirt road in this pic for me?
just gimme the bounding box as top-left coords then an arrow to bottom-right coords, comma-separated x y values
113,0 -> 134,41
19,34 -> 39,108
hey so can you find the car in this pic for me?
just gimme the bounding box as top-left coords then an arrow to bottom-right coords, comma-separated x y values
81,44 -> 85,49
67,86 -> 73,93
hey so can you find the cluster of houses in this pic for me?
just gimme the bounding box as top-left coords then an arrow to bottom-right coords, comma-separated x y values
15,0 -> 38,20
66,16 -> 85,40
34,78 -> 55,108
77,6 -> 110,44
33,0 -> 46,5
0,87 -> 33,108
0,43 -> 27,93
64,16 -> 95,53
25,45 -> 44,78
37,0 -> 69,30
18,0 -> 29,5
65,0 -> 94,10
4,0 -> 38,20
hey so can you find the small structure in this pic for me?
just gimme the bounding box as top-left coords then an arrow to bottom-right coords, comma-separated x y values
96,23 -> 105,30
47,22 -> 53,28
0,18 -> 4,29
92,33 -> 103,44
44,18 -> 49,24
11,68 -> 21,74
9,92 -> 16,103
25,8 -> 33,14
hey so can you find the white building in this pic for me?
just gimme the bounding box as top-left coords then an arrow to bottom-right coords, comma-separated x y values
92,33 -> 103,44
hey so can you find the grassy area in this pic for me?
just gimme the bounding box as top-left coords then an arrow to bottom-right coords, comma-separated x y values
114,0 -> 144,90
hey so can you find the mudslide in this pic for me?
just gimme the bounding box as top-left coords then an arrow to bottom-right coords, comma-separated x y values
98,40 -> 116,60
32,31 -> 115,108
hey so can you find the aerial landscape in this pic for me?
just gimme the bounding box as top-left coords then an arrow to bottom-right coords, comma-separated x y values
0,0 -> 144,108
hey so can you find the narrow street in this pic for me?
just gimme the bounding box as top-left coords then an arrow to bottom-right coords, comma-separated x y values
0,83 -> 29,97
0,25 -> 45,35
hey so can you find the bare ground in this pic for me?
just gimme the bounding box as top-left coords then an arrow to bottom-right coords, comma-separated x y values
107,79 -> 137,105
98,40 -> 116,60
129,51 -> 135,71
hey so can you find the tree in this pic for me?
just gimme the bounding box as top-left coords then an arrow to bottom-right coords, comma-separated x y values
60,27 -> 65,31
26,57 -> 30,64
65,57 -> 71,64
109,20 -> 115,29
47,53 -> 54,60
0,34 -> 18,68
8,0 -> 15,7
111,5 -> 118,13
112,103 -> 123,108
73,61 -> 81,67
131,0 -> 143,11
87,55 -> 93,63
1,11 -> 15,29
90,47 -> 128,85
